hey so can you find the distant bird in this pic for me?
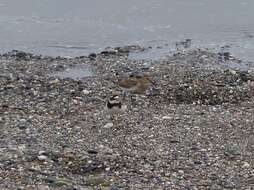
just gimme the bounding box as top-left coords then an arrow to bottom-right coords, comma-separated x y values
117,73 -> 154,95
105,94 -> 126,120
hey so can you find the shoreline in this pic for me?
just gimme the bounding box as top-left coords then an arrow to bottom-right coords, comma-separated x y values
1,47 -> 254,189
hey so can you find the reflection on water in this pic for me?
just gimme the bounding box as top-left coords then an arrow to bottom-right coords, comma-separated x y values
0,0 -> 254,62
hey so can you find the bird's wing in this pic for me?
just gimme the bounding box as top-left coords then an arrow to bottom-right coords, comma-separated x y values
118,79 -> 138,88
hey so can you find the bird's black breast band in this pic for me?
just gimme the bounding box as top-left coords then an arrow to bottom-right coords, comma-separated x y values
107,101 -> 122,109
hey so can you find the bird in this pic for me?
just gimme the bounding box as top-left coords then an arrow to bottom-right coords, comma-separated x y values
105,94 -> 126,121
117,73 -> 154,95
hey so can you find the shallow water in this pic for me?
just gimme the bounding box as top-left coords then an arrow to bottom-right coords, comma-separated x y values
0,0 -> 254,62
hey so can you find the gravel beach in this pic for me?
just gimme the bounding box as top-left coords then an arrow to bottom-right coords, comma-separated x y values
1,47 -> 254,189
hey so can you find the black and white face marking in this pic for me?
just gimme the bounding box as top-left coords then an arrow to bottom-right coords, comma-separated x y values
107,95 -> 122,109
107,101 -> 122,109
109,95 -> 119,101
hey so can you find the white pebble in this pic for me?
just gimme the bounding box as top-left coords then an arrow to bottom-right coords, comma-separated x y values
104,122 -> 114,128
73,99 -> 78,104
38,155 -> 48,161
242,162 -> 250,168
162,116 -> 171,120
230,70 -> 237,75
38,151 -> 46,155
82,89 -> 90,95
49,79 -> 59,84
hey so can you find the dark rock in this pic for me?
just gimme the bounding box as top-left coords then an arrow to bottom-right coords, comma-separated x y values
100,47 -> 118,55
224,146 -> 241,157
4,50 -> 33,60
115,45 -> 146,53
223,52 -> 230,60
43,177 -> 72,187
194,160 -> 202,165
111,186 -> 120,190
239,71 -> 252,82
88,53 -> 97,60
16,122 -> 29,130
87,149 -> 98,154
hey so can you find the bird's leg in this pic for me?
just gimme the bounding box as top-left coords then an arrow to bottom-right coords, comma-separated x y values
122,91 -> 127,101
130,94 -> 136,106
109,114 -> 114,121
111,115 -> 118,127
113,116 -> 116,127
106,113 -> 111,120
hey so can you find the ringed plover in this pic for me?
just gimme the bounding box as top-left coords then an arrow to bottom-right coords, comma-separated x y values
105,94 -> 126,120
117,74 -> 154,95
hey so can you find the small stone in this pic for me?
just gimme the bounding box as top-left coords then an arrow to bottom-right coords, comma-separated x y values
38,155 -> 48,161
44,177 -> 73,187
85,176 -> 109,186
229,70 -> 237,75
210,184 -> 221,190
37,185 -> 50,190
49,79 -> 60,84
16,122 -> 29,130
39,151 -> 47,155
162,116 -> 171,120
111,186 -> 120,190
88,53 -> 97,60
87,149 -> 98,154
82,89 -> 90,95
17,187 -> 25,190
194,160 -> 202,165
17,144 -> 26,153
73,99 -> 78,104
104,122 -> 114,128
242,161 -> 250,168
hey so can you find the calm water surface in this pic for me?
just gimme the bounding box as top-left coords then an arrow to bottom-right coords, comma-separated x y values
0,0 -> 254,61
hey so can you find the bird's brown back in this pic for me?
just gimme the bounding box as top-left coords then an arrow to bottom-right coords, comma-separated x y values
136,77 -> 152,94
118,78 -> 138,88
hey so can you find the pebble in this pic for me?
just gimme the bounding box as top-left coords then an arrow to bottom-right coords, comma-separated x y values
49,79 -> 60,84
37,185 -> 50,190
38,155 -> 48,161
16,119 -> 30,130
111,186 -> 120,190
104,122 -> 114,128
73,99 -> 78,104
87,149 -> 98,154
229,70 -> 237,75
162,116 -> 171,120
39,150 -> 46,155
242,162 -> 250,168
82,89 -> 90,95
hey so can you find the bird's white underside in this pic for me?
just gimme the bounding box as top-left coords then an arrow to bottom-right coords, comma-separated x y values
105,105 -> 127,116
